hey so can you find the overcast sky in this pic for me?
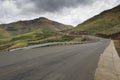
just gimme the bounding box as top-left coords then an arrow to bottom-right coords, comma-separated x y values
0,0 -> 120,26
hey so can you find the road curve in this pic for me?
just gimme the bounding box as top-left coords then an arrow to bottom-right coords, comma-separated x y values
0,39 -> 110,80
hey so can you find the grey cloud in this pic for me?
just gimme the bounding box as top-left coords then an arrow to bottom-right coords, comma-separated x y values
0,0 -> 119,25
15,0 -> 95,14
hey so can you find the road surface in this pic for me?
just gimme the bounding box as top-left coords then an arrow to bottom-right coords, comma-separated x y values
0,39 -> 110,80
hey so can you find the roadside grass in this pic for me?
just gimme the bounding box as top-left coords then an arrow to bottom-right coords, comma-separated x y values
0,31 -> 49,50
0,33 -> 85,50
26,35 -> 75,45
70,38 -> 86,42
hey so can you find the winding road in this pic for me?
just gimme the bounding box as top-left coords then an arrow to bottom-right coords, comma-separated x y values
0,39 -> 110,80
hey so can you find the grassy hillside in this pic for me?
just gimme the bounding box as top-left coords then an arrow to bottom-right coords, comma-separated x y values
70,5 -> 120,35
0,17 -> 74,50
0,34 -> 74,50
0,17 -> 72,38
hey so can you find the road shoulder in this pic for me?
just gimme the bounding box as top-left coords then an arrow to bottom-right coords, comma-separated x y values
95,40 -> 120,80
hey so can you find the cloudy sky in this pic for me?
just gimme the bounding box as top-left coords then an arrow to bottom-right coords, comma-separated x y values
0,0 -> 120,26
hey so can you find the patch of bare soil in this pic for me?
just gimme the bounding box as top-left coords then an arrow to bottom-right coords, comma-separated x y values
116,48 -> 120,57
114,40 -> 120,57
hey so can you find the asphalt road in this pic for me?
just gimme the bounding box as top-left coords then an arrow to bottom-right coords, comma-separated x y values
0,39 -> 110,80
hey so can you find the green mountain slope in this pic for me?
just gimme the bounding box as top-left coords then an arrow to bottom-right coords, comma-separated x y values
70,5 -> 120,35
0,17 -> 72,38
0,17 -> 73,50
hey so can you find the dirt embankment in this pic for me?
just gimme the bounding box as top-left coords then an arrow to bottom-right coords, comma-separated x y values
114,40 -> 120,57
96,32 -> 120,39
96,32 -> 120,57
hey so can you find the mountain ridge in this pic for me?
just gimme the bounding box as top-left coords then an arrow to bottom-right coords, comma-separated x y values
0,17 -> 73,38
69,5 -> 120,36
0,17 -> 73,50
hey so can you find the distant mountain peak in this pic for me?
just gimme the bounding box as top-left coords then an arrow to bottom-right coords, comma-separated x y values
39,17 -> 49,20
0,16 -> 73,38
35,17 -> 52,23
